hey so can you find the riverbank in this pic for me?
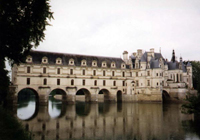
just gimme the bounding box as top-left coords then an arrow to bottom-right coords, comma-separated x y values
0,106 -> 32,140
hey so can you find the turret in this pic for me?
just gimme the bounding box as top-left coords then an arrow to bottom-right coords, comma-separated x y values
171,50 -> 175,63
123,51 -> 128,64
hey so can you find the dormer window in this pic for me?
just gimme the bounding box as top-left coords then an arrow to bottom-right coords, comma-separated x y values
42,57 -> 48,64
69,58 -> 74,65
26,55 -> 32,63
56,58 -> 62,64
81,60 -> 87,66
92,60 -> 97,67
111,62 -> 116,68
102,61 -> 107,67
121,63 -> 126,69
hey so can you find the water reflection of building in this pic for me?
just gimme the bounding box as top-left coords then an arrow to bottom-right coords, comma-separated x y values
11,48 -> 194,105
17,103 -> 195,140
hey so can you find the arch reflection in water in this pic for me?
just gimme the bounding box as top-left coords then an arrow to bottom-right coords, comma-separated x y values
76,102 -> 91,116
17,88 -> 39,120
16,103 -> 200,140
48,89 -> 67,118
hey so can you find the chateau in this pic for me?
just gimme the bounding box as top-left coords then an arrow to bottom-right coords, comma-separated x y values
11,48 -> 193,104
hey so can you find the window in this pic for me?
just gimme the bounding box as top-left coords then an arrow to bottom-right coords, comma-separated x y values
57,68 -> 60,74
43,67 -> 46,74
83,80 -> 85,85
111,62 -> 116,68
94,80 -> 97,86
56,58 -> 62,64
102,61 -> 107,67
70,69 -> 73,75
157,82 -> 159,86
103,80 -> 106,86
92,60 -> 97,67
156,73 -> 158,76
113,81 -> 116,86
147,80 -> 150,86
27,78 -> 30,85
130,72 -> 132,77
44,79 -> 47,85
71,79 -> 74,85
136,72 -> 138,77
136,80 -> 139,86
26,55 -> 32,63
147,71 -> 150,76
112,71 -> 115,76
81,60 -> 87,66
57,79 -> 60,85
93,70 -> 96,76
121,63 -> 126,68
82,69 -> 85,75
103,70 -> 106,76
42,57 -> 48,64
27,67 -> 30,73
69,58 -> 74,65
122,72 -> 125,77
122,81 -> 125,86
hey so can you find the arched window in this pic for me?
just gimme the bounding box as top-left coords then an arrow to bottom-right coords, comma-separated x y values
26,55 -> 32,63
122,71 -> 125,77
42,57 -> 48,64
103,80 -> 106,86
94,80 -> 97,86
102,61 -> 107,67
113,81 -> 116,86
92,60 -> 97,67
44,78 -> 47,85
71,79 -> 74,85
81,60 -> 87,66
56,58 -> 62,64
121,63 -> 126,69
69,58 -> 74,65
111,62 -> 116,68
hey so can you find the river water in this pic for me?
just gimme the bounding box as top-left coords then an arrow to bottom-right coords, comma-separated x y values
16,95 -> 200,140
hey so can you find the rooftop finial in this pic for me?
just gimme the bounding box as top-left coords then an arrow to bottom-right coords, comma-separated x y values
171,49 -> 175,63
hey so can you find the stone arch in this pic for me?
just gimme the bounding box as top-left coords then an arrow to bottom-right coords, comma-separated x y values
162,90 -> 171,103
49,88 -> 67,101
17,88 -> 39,121
76,88 -> 91,102
117,90 -> 122,103
48,88 -> 67,118
98,88 -> 111,102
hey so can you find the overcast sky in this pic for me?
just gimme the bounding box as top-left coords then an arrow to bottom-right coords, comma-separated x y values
36,0 -> 200,61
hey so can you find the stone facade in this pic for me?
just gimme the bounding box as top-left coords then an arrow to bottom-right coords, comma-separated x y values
11,48 -> 193,104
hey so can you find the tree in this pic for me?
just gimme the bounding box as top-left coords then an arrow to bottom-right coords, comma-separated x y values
182,61 -> 200,114
0,0 -> 53,104
190,61 -> 200,93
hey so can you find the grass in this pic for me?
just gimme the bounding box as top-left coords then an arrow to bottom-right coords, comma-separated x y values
0,106 -> 32,140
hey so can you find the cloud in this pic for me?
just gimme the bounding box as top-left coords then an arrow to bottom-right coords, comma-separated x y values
37,0 -> 200,60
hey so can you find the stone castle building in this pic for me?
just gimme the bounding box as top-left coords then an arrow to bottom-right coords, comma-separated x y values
11,48 -> 193,104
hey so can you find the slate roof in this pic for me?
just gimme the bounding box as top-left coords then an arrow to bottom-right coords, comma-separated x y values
28,50 -> 126,69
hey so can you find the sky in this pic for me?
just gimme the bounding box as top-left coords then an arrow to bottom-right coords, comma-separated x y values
35,0 -> 200,61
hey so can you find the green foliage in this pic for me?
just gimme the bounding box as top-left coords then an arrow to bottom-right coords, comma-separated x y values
0,59 -> 10,104
190,61 -> 200,93
0,0 -> 53,64
0,0 -> 53,104
181,95 -> 200,114
0,107 -> 33,140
